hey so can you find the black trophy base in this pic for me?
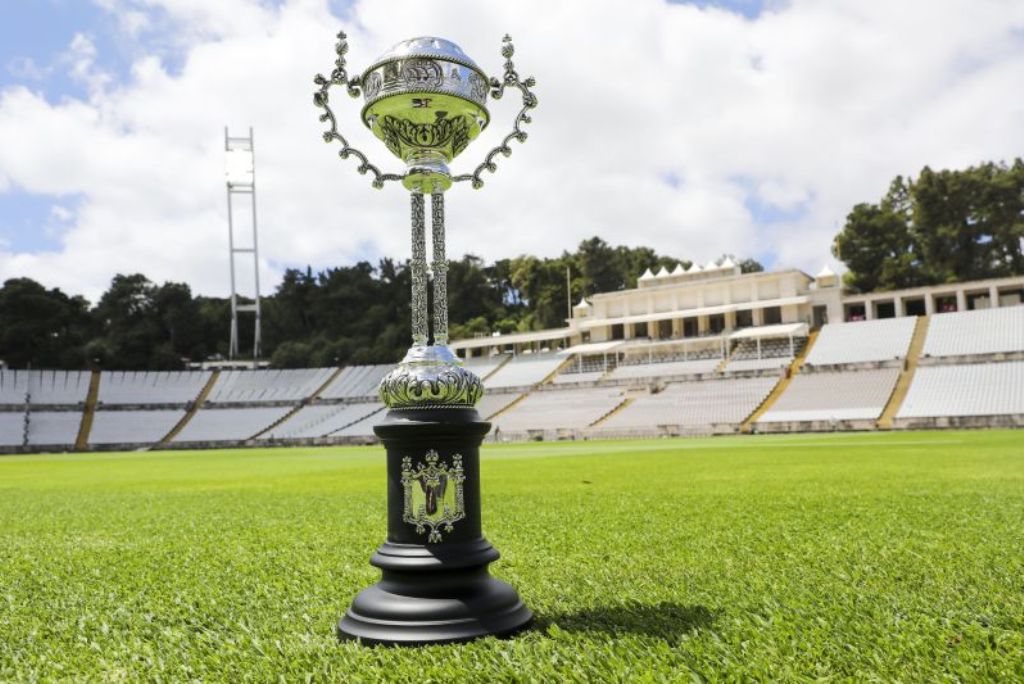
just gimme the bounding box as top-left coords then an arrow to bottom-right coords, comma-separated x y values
337,540 -> 533,646
338,407 -> 532,646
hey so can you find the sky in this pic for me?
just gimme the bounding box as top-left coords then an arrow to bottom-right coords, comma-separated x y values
0,0 -> 1022,302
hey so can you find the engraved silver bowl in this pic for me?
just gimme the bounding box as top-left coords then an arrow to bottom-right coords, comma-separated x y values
360,37 -> 490,192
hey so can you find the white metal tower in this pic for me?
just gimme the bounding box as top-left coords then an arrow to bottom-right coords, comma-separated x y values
224,127 -> 263,362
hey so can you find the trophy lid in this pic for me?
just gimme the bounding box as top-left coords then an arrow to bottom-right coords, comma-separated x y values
362,37 -> 486,80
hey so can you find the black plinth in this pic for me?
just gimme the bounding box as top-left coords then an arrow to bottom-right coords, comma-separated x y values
338,407 -> 532,646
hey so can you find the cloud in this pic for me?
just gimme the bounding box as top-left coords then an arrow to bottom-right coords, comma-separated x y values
0,0 -> 1023,302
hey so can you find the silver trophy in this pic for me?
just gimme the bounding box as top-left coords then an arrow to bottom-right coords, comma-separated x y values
314,34 -> 537,410
314,32 -> 537,645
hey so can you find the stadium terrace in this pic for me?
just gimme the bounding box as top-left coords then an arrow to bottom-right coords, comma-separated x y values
1,264 -> 1021,453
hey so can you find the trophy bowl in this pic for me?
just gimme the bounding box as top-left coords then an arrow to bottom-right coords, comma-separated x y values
360,37 -> 491,192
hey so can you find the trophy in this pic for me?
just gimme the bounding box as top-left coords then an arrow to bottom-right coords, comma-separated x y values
314,33 -> 537,645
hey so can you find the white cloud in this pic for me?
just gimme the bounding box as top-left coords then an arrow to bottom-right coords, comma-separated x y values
1,0 -> 1023,302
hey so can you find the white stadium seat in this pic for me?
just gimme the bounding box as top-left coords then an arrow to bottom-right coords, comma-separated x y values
493,387 -> 625,431
922,306 -> 1024,358
758,368 -> 900,423
264,403 -> 382,439
25,411 -> 82,446
98,371 -> 210,405
319,365 -> 392,399
0,370 -> 91,405
485,353 -> 566,389
174,407 -> 292,442
898,361 -> 1024,418
90,410 -> 184,444
206,368 -> 336,403
602,377 -> 777,429
606,358 -> 720,380
803,318 -> 916,366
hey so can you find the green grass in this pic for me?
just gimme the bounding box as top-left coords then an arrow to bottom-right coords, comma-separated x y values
1,430 -> 1022,681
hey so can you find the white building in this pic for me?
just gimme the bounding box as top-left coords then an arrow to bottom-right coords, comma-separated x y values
452,261 -> 1024,366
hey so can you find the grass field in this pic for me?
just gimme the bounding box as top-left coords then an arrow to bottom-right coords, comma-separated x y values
1,430 -> 1022,681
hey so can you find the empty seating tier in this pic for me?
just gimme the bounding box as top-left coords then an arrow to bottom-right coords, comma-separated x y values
475,392 -> 521,419
606,358 -> 720,380
758,368 -> 900,423
90,410 -> 184,444
320,365 -> 392,400
265,403 -> 382,439
724,357 -> 790,372
461,356 -> 509,381
897,361 -> 1024,418
98,371 -> 210,405
0,370 -> 91,405
326,409 -> 383,438
0,413 -> 26,446
206,368 -> 336,403
803,318 -> 916,366
553,370 -> 606,384
922,306 -> 1024,358
23,411 -> 82,447
173,407 -> 292,443
485,354 -> 566,389
493,388 -> 625,431
601,377 -> 777,429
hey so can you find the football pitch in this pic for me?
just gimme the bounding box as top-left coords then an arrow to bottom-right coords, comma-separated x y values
1,430 -> 1021,681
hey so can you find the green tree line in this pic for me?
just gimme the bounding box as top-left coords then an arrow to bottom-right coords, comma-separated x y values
833,159 -> 1024,292
0,237 -> 760,370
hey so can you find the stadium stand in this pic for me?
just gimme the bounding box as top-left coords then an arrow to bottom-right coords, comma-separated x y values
600,377 -> 778,430
0,370 -> 91,405
606,358 -> 720,380
897,361 -> 1024,419
320,365 -> 392,399
724,337 -> 805,372
327,408 -> 383,438
802,317 -> 916,366
757,368 -> 900,423
476,391 -> 522,419
263,403 -> 382,439
462,355 -> 510,381
23,411 -> 83,447
0,413 -> 26,446
553,369 -> 607,384
97,370 -> 211,405
921,306 -> 1024,358
173,407 -> 292,443
485,353 -> 567,389
206,368 -> 336,403
90,409 -> 185,445
492,387 -> 625,431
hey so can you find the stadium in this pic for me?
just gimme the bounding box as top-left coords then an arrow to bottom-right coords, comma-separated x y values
2,264 -> 1022,452
2,0 -> 1023,680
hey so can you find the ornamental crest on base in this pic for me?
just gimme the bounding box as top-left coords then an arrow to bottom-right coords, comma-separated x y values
401,450 -> 466,543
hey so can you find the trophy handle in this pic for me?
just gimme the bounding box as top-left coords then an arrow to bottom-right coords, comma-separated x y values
314,32 -> 404,189
452,35 -> 538,189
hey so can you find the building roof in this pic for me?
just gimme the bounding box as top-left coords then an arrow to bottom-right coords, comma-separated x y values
578,295 -> 811,330
729,322 -> 808,340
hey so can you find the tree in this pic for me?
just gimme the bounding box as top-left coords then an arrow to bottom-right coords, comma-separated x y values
0,278 -> 93,368
833,160 -> 1024,292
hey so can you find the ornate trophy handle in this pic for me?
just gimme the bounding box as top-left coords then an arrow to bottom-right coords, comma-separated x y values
452,35 -> 538,189
313,32 -> 404,189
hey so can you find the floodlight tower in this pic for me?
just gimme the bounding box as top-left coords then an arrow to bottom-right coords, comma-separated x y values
224,127 -> 263,363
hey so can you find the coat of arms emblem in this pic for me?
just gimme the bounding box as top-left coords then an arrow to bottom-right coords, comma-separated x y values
401,450 -> 466,542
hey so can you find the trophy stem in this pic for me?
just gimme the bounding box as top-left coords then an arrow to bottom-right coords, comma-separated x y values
430,192 -> 449,346
409,191 -> 429,347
